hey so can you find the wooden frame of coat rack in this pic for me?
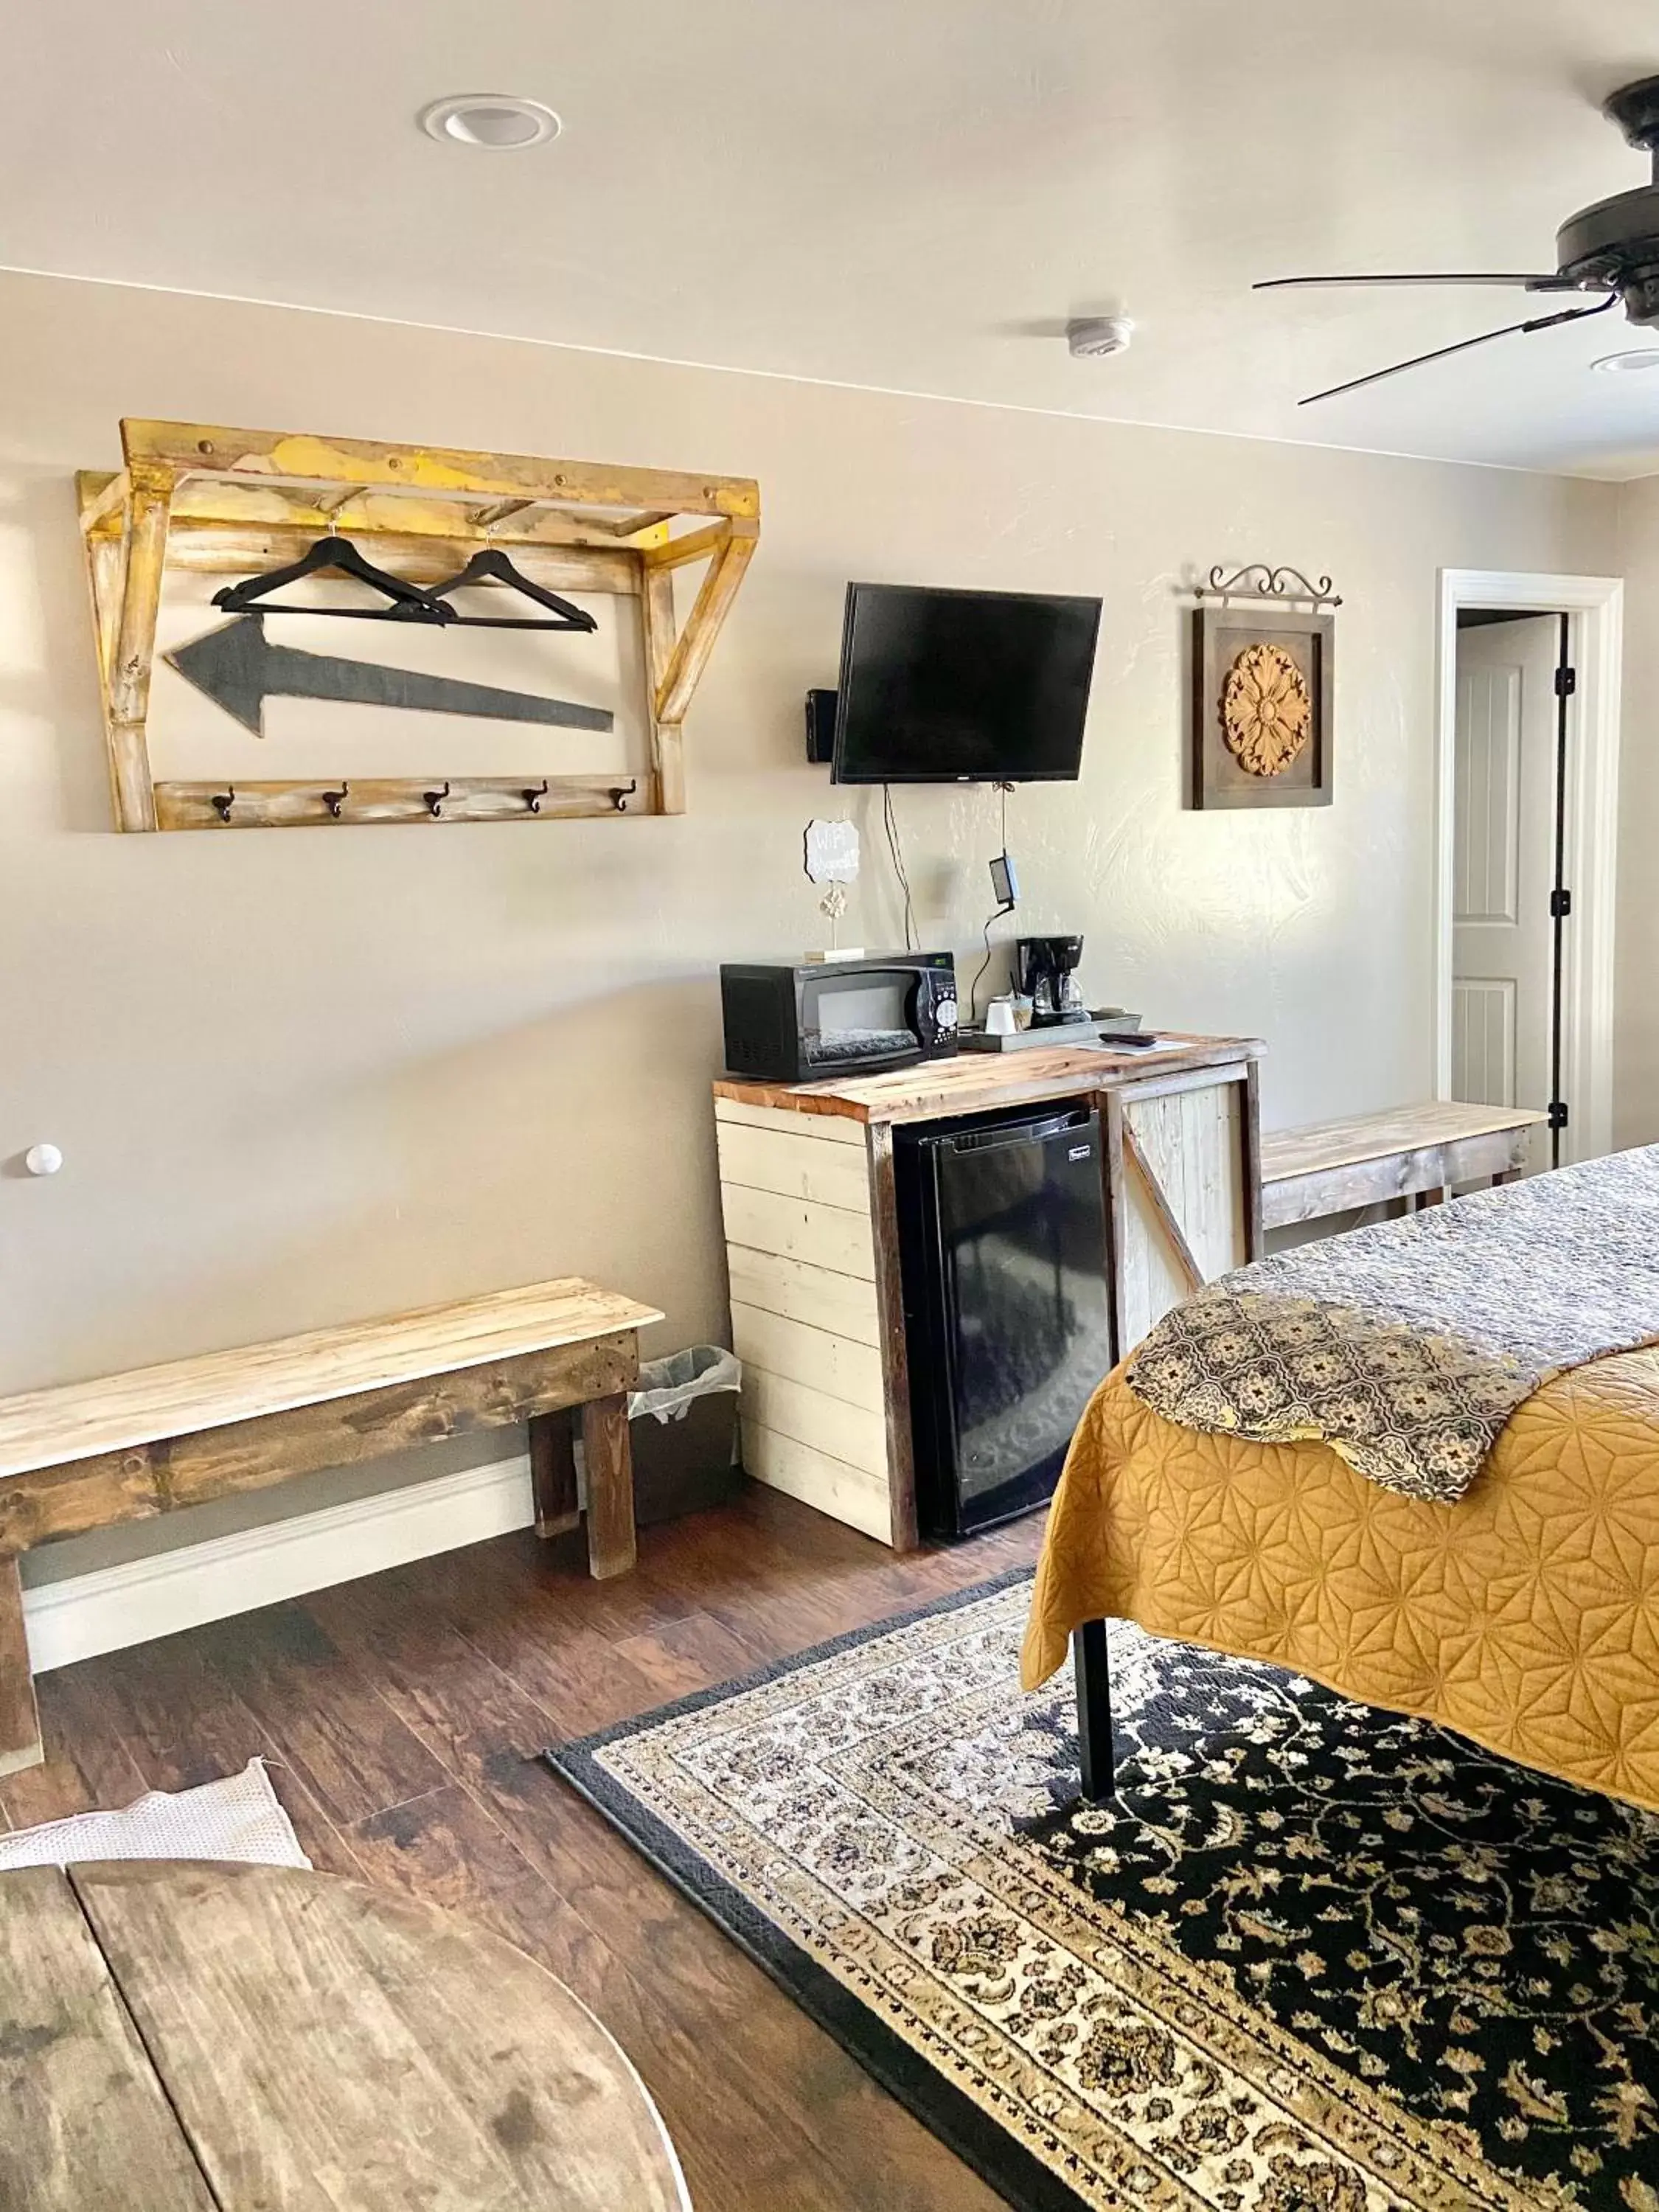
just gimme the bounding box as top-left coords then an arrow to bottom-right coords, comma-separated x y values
77,419 -> 760,831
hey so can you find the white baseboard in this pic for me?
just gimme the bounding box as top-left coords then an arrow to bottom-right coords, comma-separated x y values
21,1449 -> 535,1675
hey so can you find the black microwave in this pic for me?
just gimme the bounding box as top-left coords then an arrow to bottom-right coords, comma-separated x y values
720,953 -> 959,1082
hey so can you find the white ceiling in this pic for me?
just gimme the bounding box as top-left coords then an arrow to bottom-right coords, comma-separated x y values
8,1 -> 1659,477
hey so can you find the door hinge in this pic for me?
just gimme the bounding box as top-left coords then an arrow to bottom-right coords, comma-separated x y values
1548,1101 -> 1569,1132
1554,664 -> 1577,698
1549,887 -> 1572,919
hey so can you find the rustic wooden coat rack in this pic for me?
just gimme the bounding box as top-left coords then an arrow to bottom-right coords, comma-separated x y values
78,420 -> 760,830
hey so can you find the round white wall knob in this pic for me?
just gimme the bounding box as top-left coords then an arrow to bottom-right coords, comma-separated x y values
24,1143 -> 63,1177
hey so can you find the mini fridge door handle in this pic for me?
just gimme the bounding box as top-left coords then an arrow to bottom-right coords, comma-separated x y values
944,1110 -> 1087,1154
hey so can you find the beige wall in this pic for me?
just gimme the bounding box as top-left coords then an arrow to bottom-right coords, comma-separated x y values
0,271 -> 1622,1573
1617,473 -> 1659,1150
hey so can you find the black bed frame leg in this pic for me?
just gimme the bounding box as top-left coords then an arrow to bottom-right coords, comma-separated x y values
1073,1618 -> 1115,1802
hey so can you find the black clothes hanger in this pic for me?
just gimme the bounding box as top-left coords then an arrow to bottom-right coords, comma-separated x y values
213,535 -> 453,623
421,547 -> 599,632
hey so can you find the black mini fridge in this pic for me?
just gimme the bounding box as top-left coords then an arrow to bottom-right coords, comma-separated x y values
895,1101 -> 1113,1537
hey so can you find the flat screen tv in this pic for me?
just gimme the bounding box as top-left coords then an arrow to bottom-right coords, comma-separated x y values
830,582 -> 1102,785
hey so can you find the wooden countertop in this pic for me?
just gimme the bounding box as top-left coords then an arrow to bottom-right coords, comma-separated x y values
715,1032 -> 1264,1127
0,1277 -> 663,1482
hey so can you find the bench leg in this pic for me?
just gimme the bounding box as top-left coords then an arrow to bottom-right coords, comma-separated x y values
1074,1618 -> 1114,1803
529,1409 -> 581,1539
580,1393 -> 636,1581
0,1556 -> 43,1778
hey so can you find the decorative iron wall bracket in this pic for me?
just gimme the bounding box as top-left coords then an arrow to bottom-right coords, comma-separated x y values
1194,563 -> 1342,609
77,420 -> 760,830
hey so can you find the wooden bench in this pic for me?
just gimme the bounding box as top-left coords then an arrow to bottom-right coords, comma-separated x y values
1260,1102 -> 1548,1231
0,1277 -> 661,1776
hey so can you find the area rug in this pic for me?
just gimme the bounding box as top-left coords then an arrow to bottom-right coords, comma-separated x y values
546,1571 -> 1659,2212
0,1758 -> 310,1871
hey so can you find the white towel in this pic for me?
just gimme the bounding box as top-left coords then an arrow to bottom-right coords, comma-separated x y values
0,1757 -> 310,1871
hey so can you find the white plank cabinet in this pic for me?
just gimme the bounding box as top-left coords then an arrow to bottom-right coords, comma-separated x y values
714,1034 -> 1262,1549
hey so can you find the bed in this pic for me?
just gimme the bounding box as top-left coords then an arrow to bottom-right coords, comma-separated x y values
1020,1152 -> 1659,1815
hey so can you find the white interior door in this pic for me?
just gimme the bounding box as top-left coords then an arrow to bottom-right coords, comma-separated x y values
1452,615 -> 1559,1120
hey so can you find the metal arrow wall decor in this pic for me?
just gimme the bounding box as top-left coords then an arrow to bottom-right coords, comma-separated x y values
164,616 -> 616,740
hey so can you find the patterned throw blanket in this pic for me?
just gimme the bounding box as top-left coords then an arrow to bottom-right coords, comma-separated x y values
1126,1144 -> 1659,1502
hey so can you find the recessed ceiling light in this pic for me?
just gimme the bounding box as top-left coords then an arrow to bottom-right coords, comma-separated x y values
419,95 -> 561,150
1590,348 -> 1659,374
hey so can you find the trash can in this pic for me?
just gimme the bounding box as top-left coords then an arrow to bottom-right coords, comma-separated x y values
627,1346 -> 744,1526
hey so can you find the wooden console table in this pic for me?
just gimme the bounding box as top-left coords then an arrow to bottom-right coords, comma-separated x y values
0,1859 -> 689,2209
715,1034 -> 1263,1551
1260,1102 -> 1547,1230
0,1277 -> 661,1776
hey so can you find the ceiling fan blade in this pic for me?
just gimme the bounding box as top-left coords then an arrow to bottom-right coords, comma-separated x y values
1298,291 -> 1618,405
1256,272 -> 1591,293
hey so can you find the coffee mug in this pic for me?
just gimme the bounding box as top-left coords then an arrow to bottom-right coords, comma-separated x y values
986,998 -> 1017,1037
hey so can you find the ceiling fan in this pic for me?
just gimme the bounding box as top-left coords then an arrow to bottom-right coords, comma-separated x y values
1257,74 -> 1659,403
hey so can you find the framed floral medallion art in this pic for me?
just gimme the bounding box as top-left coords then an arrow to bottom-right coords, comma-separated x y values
1191,595 -> 1333,808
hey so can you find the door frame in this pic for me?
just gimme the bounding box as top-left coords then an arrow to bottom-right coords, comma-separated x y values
1434,569 -> 1623,1162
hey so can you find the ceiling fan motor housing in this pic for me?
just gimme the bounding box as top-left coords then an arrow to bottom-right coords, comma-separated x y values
1564,74 -> 1659,325
1557,184 -> 1659,324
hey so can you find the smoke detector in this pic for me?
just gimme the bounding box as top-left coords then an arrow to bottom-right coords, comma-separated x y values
1066,315 -> 1135,358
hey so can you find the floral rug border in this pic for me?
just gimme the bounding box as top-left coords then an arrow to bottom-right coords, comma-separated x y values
543,1566 -> 1082,2212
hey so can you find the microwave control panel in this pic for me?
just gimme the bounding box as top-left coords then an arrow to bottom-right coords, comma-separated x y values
921,978 -> 959,1043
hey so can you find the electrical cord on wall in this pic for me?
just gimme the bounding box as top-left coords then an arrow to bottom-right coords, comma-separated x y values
968,783 -> 1016,1023
968,911 -> 1005,1024
881,783 -> 916,951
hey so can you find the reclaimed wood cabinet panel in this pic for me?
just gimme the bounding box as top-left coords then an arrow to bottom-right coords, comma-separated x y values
717,1097 -> 895,1541
728,1302 -> 885,1411
714,1119 -> 874,1212
1109,1066 -> 1256,1357
726,1245 -> 881,1347
738,1421 -> 894,1544
716,1183 -> 877,1281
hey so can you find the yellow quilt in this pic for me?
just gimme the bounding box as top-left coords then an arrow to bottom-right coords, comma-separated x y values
1021,1348 -> 1659,1813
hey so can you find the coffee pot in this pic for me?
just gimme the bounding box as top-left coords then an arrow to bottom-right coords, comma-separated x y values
1015,935 -> 1087,1027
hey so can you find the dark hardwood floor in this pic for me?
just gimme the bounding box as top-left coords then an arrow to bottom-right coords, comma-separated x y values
1,1484 -> 1043,2211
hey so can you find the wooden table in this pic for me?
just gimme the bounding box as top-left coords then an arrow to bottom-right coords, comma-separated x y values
0,1276 -> 661,1775
0,1858 -> 689,2211
1260,1101 -> 1548,1231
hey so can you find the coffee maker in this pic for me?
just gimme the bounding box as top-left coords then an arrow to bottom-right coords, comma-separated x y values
1016,935 -> 1088,1028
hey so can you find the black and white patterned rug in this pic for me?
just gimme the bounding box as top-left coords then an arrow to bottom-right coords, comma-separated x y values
545,1571 -> 1659,2212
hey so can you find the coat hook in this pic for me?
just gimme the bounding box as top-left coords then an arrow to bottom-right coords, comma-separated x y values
212,787 -> 236,822
523,779 -> 549,815
322,782 -> 349,819
610,779 -> 636,813
423,780 -> 451,819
